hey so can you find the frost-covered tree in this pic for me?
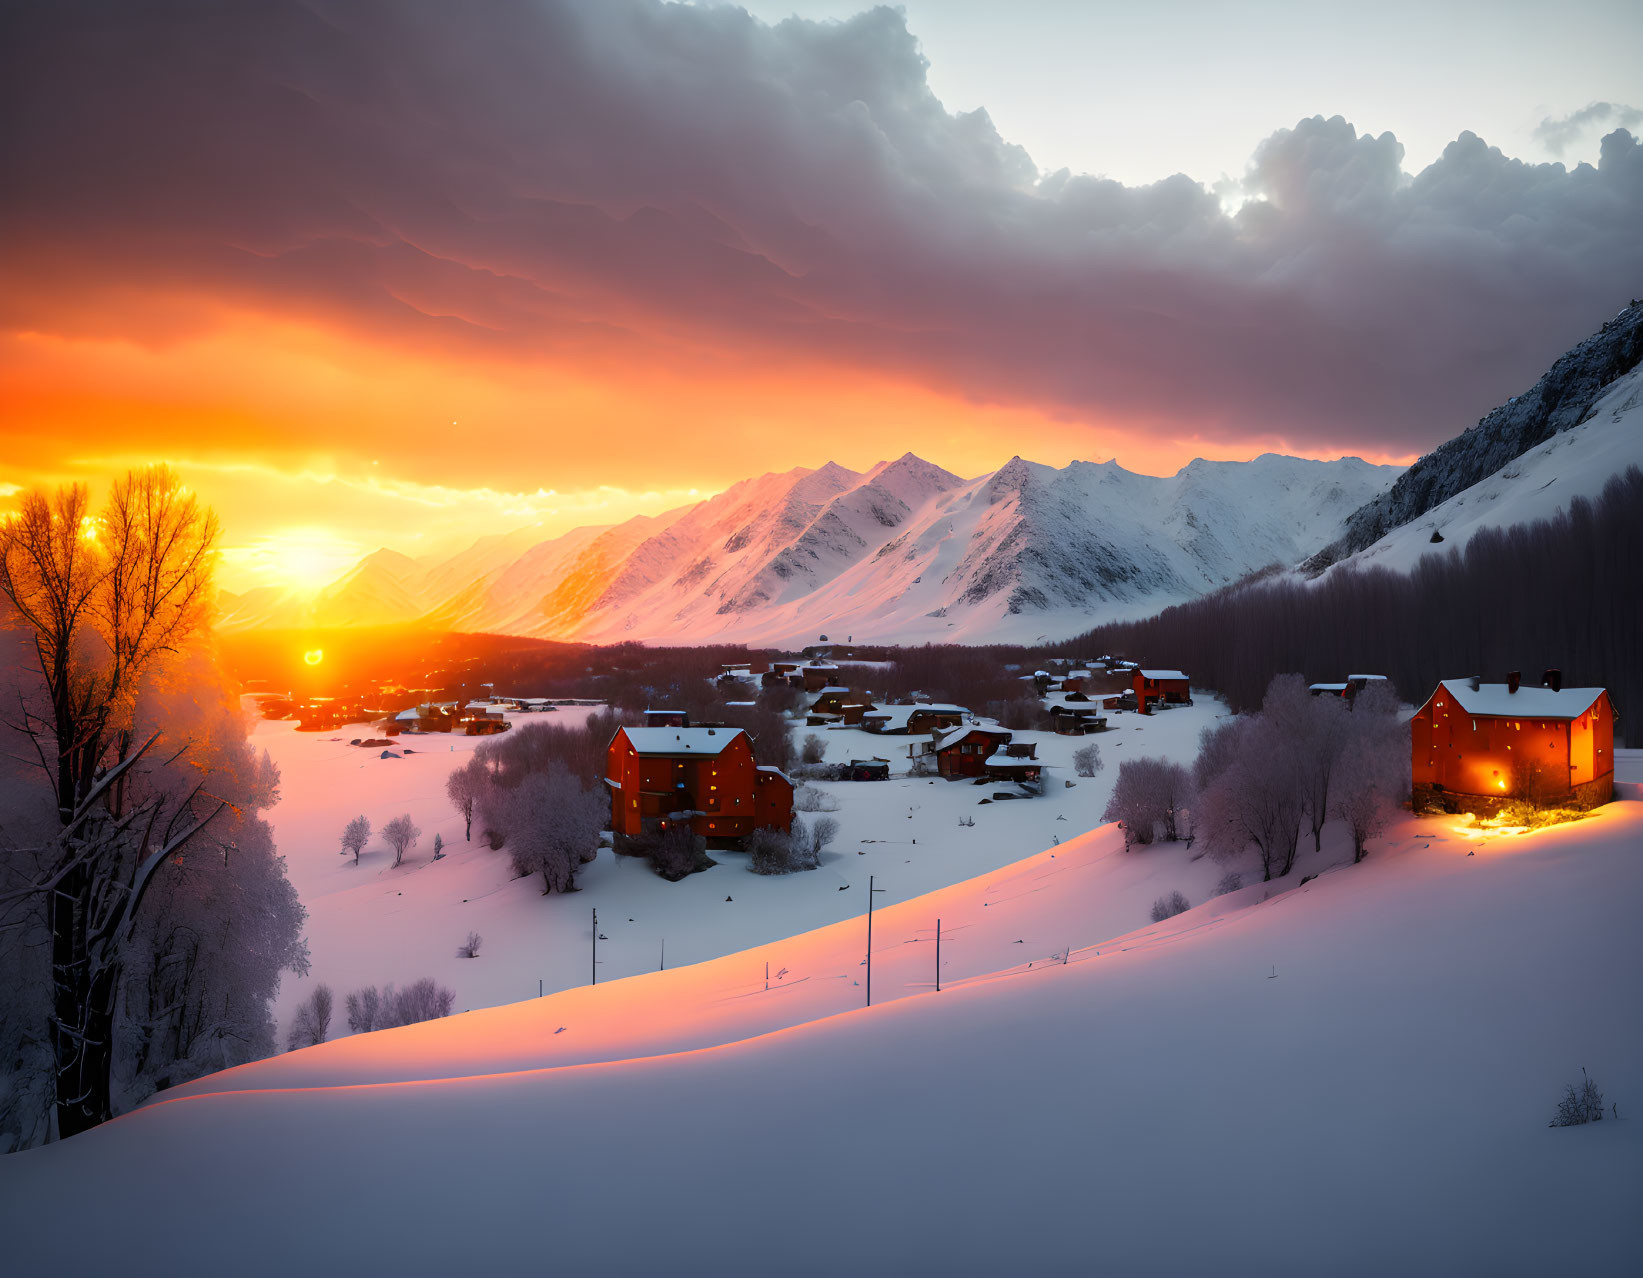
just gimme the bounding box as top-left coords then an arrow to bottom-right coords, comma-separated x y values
382,814 -> 421,868
342,981 -> 454,1034
799,734 -> 826,764
1193,718 -> 1248,792
346,985 -> 384,1034
1150,890 -> 1191,922
1103,758 -> 1194,846
1197,716 -> 1307,881
1072,743 -> 1103,778
445,757 -> 490,841
286,985 -> 333,1052
339,815 -> 371,865
1263,674 -> 1351,854
431,832 -> 445,860
456,931 -> 481,958
491,771 -> 604,894
1331,683 -> 1409,862
806,815 -> 839,865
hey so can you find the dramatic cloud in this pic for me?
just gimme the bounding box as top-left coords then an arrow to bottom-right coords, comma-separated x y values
3,0 -> 1641,482
1534,101 -> 1643,155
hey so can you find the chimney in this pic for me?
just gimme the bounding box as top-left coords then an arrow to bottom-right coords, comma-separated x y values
1468,675 -> 1481,692
1507,670 -> 1521,694
1542,668 -> 1562,692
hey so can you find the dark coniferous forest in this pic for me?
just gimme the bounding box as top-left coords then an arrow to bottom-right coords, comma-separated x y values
1074,467 -> 1643,743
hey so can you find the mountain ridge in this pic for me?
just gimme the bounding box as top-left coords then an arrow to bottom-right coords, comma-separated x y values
218,451 -> 1399,646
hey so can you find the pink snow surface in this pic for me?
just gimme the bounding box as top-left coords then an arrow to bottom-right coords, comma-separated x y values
2,762 -> 1639,1276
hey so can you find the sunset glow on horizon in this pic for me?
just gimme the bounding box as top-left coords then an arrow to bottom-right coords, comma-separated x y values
4,0 -> 1639,592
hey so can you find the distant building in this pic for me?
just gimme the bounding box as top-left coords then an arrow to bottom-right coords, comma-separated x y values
1132,670 -> 1191,714
984,741 -> 1042,785
605,725 -> 794,845
860,703 -> 968,736
845,759 -> 891,781
1049,704 -> 1107,735
1411,673 -> 1616,815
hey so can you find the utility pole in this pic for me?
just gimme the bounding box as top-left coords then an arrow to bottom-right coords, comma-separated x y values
591,907 -> 598,986
866,875 -> 886,1007
660,938 -> 665,972
936,917 -> 941,992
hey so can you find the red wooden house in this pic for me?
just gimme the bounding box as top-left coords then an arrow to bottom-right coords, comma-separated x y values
1133,670 -> 1191,713
606,725 -> 794,846
934,726 -> 1014,778
1410,672 -> 1616,815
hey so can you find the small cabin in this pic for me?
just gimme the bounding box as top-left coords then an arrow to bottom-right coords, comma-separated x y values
1050,704 -> 1108,735
984,741 -> 1042,785
934,726 -> 1014,779
860,703 -> 968,736
1410,672 -> 1616,815
809,687 -> 859,719
845,758 -> 891,782
1133,670 -> 1191,714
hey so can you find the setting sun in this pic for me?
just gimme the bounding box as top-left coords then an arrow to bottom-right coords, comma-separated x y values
302,648 -> 323,666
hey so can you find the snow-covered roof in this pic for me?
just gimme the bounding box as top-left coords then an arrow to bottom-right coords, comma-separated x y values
1435,680 -> 1607,721
935,725 -> 1008,750
985,752 -> 1040,768
1310,683 -> 1349,693
394,708 -> 419,721
1348,674 -> 1389,683
755,765 -> 794,786
464,701 -> 492,710
1138,669 -> 1189,681
1067,670 -> 1091,678
816,685 -> 852,695
618,727 -> 747,756
863,703 -> 967,728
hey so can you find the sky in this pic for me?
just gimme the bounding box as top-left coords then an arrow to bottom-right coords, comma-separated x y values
2,0 -> 1640,592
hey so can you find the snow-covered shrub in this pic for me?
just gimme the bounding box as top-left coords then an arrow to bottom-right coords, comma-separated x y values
1072,743 -> 1102,777
286,985 -> 333,1051
1150,891 -> 1191,923
793,785 -> 840,812
457,931 -> 482,959
746,819 -> 825,874
1213,872 -> 1243,897
431,833 -> 445,860
800,734 -> 827,764
1550,1069 -> 1607,1126
647,822 -> 710,881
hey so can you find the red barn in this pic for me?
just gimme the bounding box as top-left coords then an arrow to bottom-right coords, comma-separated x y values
1133,669 -> 1191,713
1410,674 -> 1616,815
934,726 -> 1014,778
605,725 -> 794,846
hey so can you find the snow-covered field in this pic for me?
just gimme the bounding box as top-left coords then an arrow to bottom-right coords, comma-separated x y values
2,753 -> 1638,1274
254,699 -> 1225,1040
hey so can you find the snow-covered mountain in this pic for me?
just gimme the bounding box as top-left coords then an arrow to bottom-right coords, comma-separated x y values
219,451 -> 1398,645
1317,360 -> 1643,579
1306,299 -> 1643,572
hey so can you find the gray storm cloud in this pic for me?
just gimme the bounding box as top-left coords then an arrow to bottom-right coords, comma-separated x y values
3,0 -> 1641,456
1534,101 -> 1643,155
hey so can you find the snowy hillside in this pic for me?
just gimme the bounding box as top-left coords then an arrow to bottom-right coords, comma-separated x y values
220,451 -> 1397,646
1319,363 -> 1643,578
2,761 -> 1637,1274
1307,299 -> 1643,572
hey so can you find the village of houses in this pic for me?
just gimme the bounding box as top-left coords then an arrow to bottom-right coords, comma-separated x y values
246,644 -> 1622,1037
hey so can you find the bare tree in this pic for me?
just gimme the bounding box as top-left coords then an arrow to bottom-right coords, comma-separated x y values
1150,891 -> 1191,922
1263,674 -> 1350,854
1072,743 -> 1102,777
445,757 -> 489,841
800,733 -> 826,764
286,984 -> 333,1051
339,815 -> 371,865
456,932 -> 482,958
0,468 -> 224,1137
382,815 -> 421,868
1331,684 -> 1409,862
